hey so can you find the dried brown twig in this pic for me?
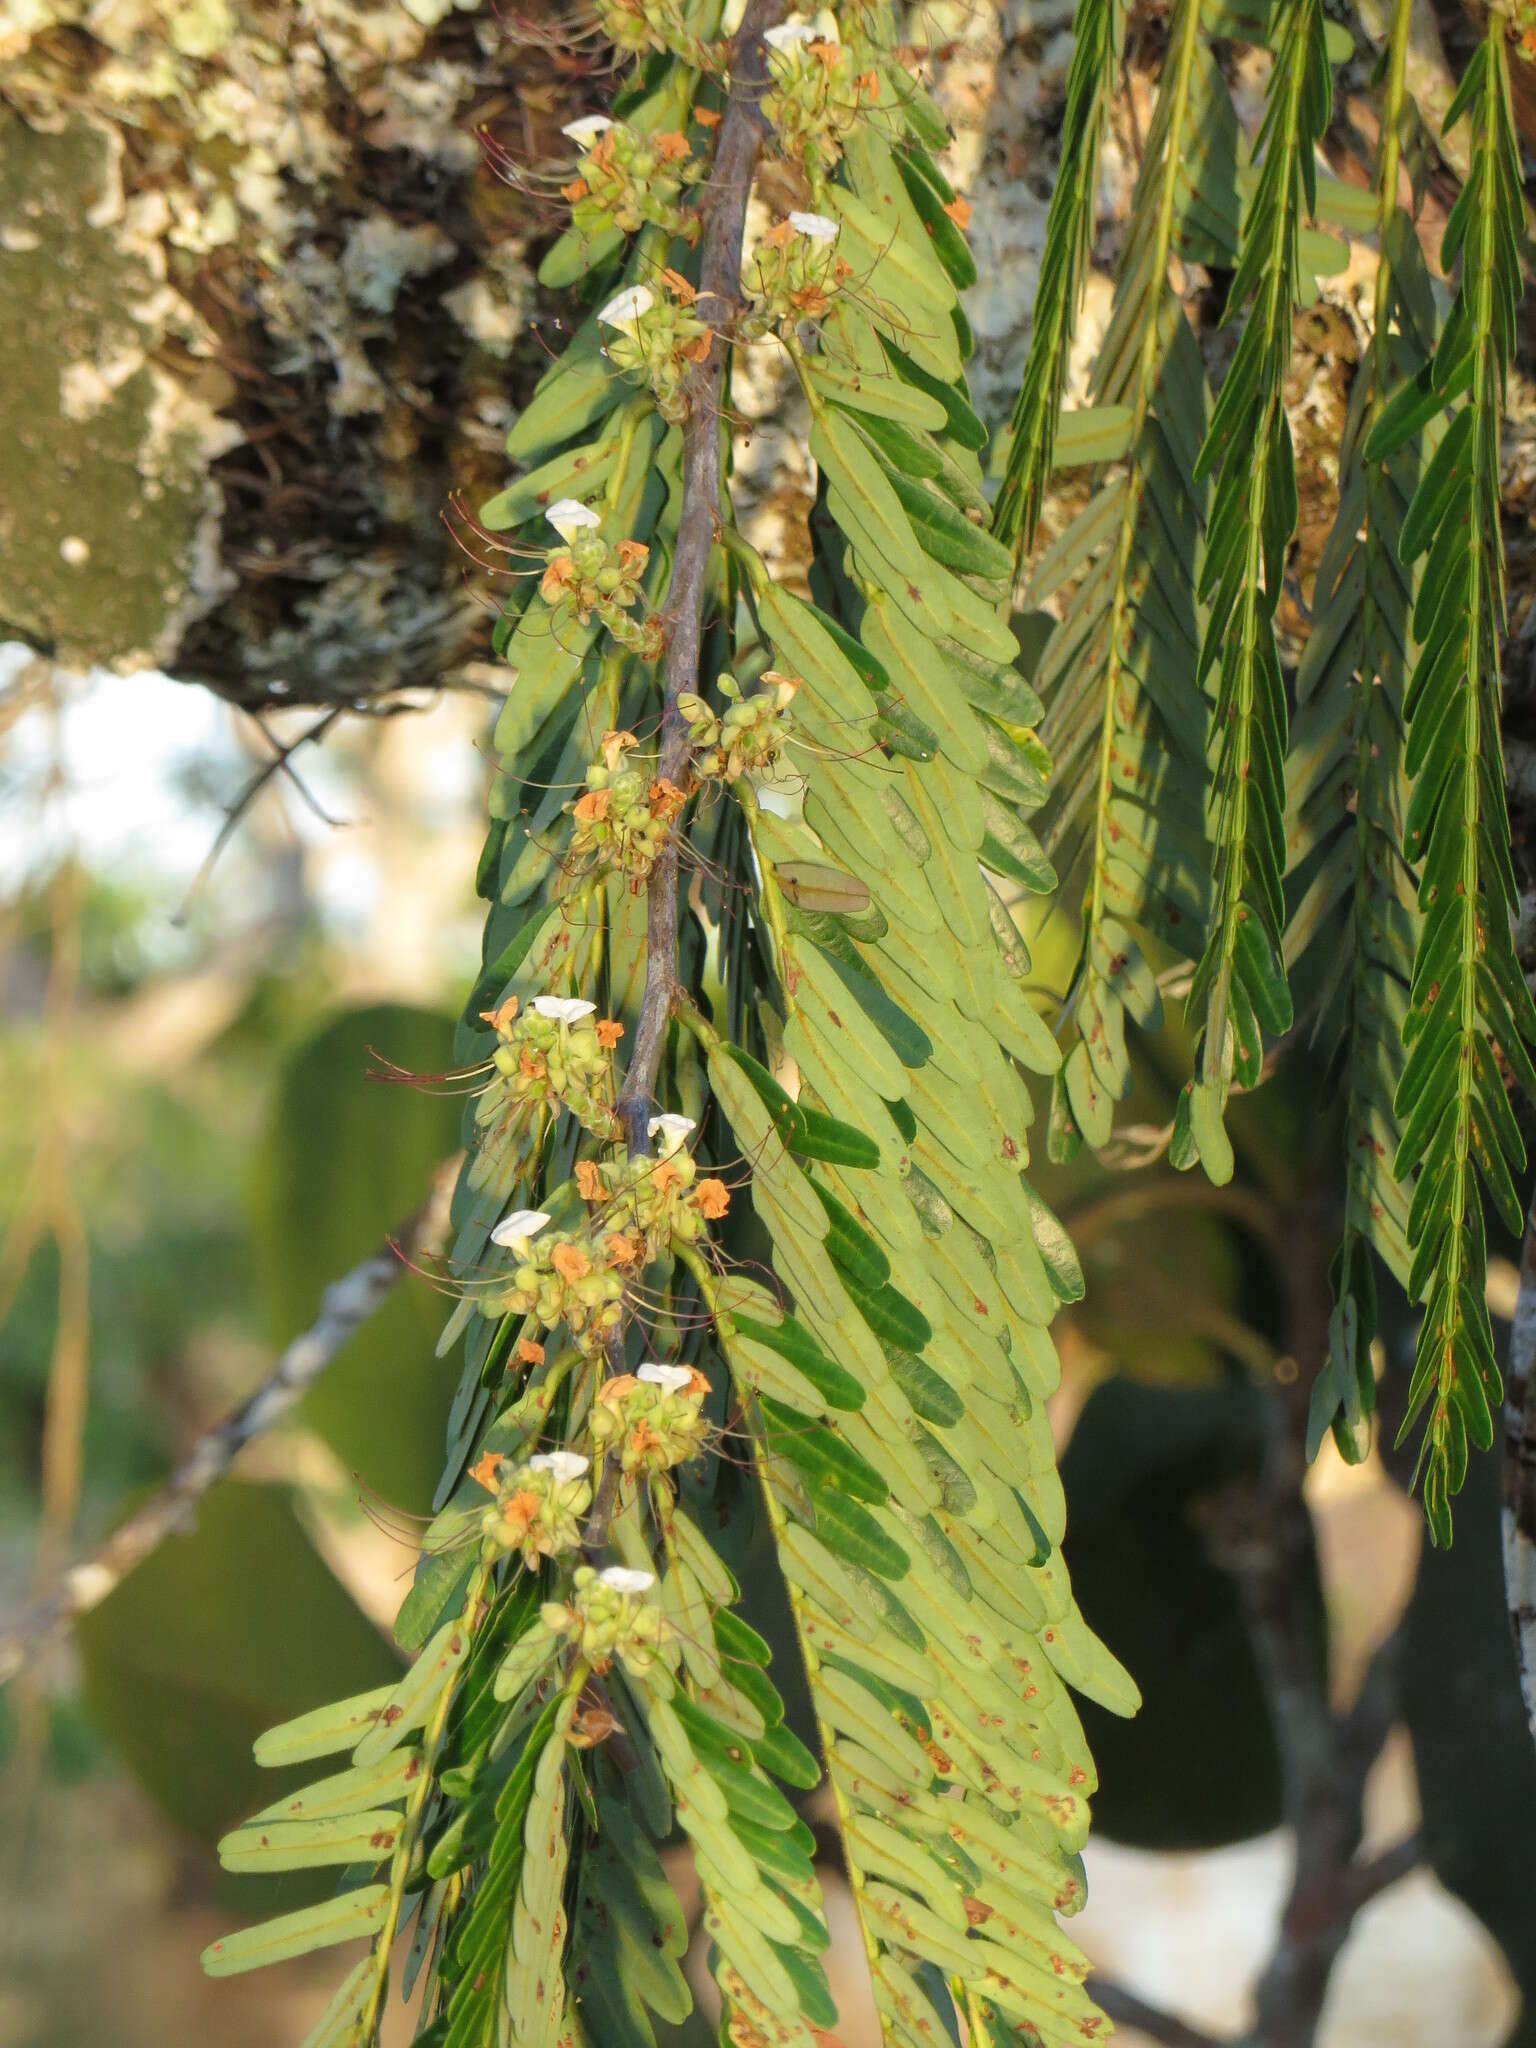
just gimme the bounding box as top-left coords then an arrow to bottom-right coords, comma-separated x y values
0,1158 -> 458,1688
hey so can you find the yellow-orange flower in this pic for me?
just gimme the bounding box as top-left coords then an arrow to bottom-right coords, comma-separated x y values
479,994 -> 519,1033
469,1451 -> 504,1493
551,1242 -> 592,1283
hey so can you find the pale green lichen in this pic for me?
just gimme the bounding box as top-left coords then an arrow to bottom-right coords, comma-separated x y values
0,110 -> 238,667
0,0 -> 537,692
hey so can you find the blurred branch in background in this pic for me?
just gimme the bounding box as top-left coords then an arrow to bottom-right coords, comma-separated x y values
1084,1443 -> 1419,2043
0,1158 -> 457,1689
1057,1137 -> 1520,2048
2,664 -> 93,1810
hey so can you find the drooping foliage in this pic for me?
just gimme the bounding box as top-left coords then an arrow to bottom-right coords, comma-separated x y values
1285,0 -> 1433,1469
1363,16 -> 1536,1542
1010,0 -> 1534,1537
201,2 -> 1138,2042
993,0 -> 1126,554
197,0 -> 1536,2031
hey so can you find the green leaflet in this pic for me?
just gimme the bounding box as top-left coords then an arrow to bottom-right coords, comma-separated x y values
1176,0 -> 1332,1181
1287,0 -> 1436,1471
812,409 -> 928,585
252,1684 -> 398,1768
993,0 -> 1127,554
202,1886 -> 391,1978
505,328 -> 625,465
353,1617 -> 471,1764
245,1748 -> 423,1825
1377,17 -> 1536,1542
826,184 -> 960,386
218,1810 -> 404,1874
1028,0 -> 1216,1165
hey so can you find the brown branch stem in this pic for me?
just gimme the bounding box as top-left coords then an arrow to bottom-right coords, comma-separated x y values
1092,1979 -> 1228,2048
612,0 -> 786,1156
1502,1189 -> 1536,1748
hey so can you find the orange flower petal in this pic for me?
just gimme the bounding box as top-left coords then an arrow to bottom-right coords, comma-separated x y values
551,1242 -> 592,1282
469,1451 -> 503,1493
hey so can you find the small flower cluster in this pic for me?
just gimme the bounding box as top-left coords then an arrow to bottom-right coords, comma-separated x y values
471,1447 -> 593,1564
470,995 -> 622,1199
593,0 -> 709,65
541,501 -> 664,661
679,671 -> 798,784
598,277 -> 710,425
577,1113 -> 731,1259
761,14 -> 881,194
541,1562 -> 673,1676
561,116 -> 699,239
567,733 -> 689,889
482,1209 -> 627,1350
589,1360 -> 712,1476
742,213 -> 848,333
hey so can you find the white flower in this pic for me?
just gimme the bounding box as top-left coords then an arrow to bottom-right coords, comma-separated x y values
764,16 -> 819,49
545,498 -> 601,543
647,1112 -> 697,1153
531,994 -> 597,1024
638,1362 -> 695,1393
788,211 -> 839,242
562,115 -> 614,146
490,1208 -> 551,1249
598,1566 -> 655,1595
598,284 -> 654,334
528,1450 -> 591,1482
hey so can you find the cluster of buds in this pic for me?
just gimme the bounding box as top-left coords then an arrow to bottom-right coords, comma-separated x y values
588,1361 -> 712,1476
679,672 -> 798,784
761,14 -> 881,192
482,1209 -> 627,1350
598,278 -> 710,425
471,1447 -> 592,1565
470,995 -> 622,1198
567,731 -> 689,889
742,213 -> 849,334
593,0 -> 709,65
541,501 -> 663,661
541,1563 -> 673,1677
576,1114 -> 731,1260
561,116 -> 699,239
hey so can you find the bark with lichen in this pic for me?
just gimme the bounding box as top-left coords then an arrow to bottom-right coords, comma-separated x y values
0,1 -> 574,707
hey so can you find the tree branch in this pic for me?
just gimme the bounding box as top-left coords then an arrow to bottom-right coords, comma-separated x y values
613,0 -> 786,1156
1502,1188 -> 1536,1748
0,1157 -> 458,1687
1092,1979 -> 1229,2048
